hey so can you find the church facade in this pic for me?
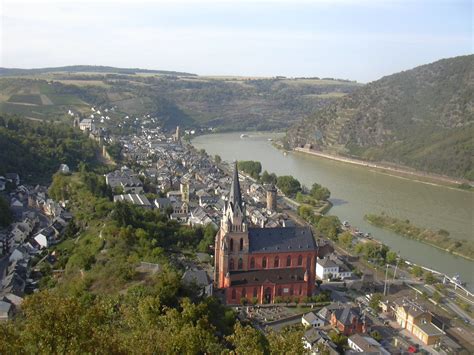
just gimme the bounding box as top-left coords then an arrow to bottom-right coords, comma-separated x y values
214,163 -> 318,304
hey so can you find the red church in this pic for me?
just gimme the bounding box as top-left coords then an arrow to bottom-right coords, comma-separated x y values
214,163 -> 318,304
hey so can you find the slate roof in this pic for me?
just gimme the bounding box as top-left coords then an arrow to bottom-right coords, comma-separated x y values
229,267 -> 306,286
333,305 -> 361,326
248,226 -> 316,253
182,269 -> 211,287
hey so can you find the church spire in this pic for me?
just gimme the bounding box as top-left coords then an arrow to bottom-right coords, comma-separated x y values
229,161 -> 242,211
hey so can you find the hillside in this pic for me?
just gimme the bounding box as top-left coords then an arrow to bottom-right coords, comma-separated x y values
287,55 -> 474,179
0,66 -> 360,131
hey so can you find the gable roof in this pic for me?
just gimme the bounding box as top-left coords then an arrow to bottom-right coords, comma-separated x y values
248,226 -> 316,253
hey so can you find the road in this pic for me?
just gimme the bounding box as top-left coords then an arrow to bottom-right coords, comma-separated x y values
424,284 -> 474,325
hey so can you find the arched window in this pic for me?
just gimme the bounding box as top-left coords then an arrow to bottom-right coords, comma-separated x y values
239,238 -> 244,251
231,288 -> 236,299
298,255 -> 303,266
238,258 -> 243,270
262,257 -> 267,268
299,285 -> 302,295
229,259 -> 234,270
242,288 -> 246,298
250,257 -> 255,269
230,239 -> 234,252
274,256 -> 279,268
286,255 -> 291,267
307,256 -> 311,269
253,287 -> 258,298
290,287 -> 294,296
277,287 -> 282,296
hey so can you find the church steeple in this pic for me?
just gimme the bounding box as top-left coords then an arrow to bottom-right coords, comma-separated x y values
229,161 -> 243,212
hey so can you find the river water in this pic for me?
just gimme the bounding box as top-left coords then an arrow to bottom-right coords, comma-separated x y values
193,132 -> 474,290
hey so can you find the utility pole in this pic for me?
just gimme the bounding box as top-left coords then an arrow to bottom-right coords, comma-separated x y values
383,264 -> 389,296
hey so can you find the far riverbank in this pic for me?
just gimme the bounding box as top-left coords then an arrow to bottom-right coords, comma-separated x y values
294,147 -> 472,190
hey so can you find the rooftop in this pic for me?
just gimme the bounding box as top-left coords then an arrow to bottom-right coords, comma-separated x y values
229,267 -> 306,286
248,226 -> 317,253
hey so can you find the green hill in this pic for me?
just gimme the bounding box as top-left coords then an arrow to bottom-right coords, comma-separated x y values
287,55 -> 474,179
0,67 -> 360,131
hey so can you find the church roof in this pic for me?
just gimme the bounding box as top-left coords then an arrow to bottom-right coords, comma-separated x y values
248,226 -> 317,253
229,267 -> 306,286
228,162 -> 242,212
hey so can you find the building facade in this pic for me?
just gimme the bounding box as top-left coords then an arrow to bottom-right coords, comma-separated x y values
214,163 -> 318,304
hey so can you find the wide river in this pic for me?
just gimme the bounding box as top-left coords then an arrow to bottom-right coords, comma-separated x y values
193,132 -> 474,290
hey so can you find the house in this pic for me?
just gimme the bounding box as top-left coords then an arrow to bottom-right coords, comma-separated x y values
79,119 -> 95,131
302,328 -> 339,355
330,305 -> 366,335
316,255 -> 352,280
347,334 -> 390,354
394,299 -> 444,346
113,194 -> 152,208
105,169 -> 143,194
33,233 -> 49,249
182,268 -> 213,297
302,311 -> 326,328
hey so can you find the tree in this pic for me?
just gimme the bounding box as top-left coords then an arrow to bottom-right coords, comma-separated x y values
238,161 -> 262,179
386,251 -> 398,264
316,279 -> 323,288
297,204 -> 314,221
338,231 -> 353,249
214,154 -> 222,164
316,215 -> 340,240
424,271 -> 436,285
276,175 -> 301,196
267,327 -> 306,354
260,170 -> 277,185
310,183 -> 331,200
412,265 -> 423,277
432,291 -> 442,303
369,293 -> 382,311
227,323 -> 268,355
371,330 -> 382,342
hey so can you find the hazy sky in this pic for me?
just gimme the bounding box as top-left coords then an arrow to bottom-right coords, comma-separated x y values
1,0 -> 472,82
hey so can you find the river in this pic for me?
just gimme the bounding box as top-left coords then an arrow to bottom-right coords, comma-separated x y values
192,131 -> 474,290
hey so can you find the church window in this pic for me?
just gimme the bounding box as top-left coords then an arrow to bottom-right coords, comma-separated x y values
230,239 -> 234,252
239,238 -> 243,251
286,255 -> 291,267
229,259 -> 234,270
253,287 -> 258,298
290,287 -> 294,296
242,288 -> 246,298
277,287 -> 282,296
307,256 -> 311,269
299,285 -> 302,295
250,257 -> 255,269
262,257 -> 267,268
238,258 -> 243,270
231,289 -> 236,299
298,255 -> 303,266
274,256 -> 279,268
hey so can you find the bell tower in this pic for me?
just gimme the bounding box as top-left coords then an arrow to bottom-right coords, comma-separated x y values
214,162 -> 249,288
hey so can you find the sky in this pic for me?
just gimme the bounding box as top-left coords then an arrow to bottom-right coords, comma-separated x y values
1,0 -> 472,82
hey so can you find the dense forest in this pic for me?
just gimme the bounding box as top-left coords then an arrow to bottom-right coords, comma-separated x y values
0,116 -> 99,182
287,55 -> 474,179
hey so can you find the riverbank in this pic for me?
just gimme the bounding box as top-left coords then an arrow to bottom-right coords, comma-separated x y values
364,214 -> 474,262
294,147 -> 472,190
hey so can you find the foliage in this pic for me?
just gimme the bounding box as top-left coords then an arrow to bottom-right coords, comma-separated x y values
316,215 -> 340,240
411,265 -> 423,277
369,293 -> 383,311
338,231 -> 353,249
365,213 -> 474,260
424,271 -> 436,285
276,175 -> 301,196
214,154 -> 221,164
227,323 -> 268,355
260,170 -> 278,185
371,330 -> 382,342
0,195 -> 12,227
310,183 -> 331,201
354,241 -> 390,265
0,116 -> 99,183
238,160 -> 262,179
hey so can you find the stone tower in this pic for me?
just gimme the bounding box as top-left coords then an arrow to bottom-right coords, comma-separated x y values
266,184 -> 277,212
214,162 -> 249,288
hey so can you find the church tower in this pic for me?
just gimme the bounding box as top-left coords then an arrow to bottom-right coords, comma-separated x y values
214,162 -> 249,288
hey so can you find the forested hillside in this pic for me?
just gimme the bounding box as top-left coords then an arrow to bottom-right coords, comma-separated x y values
0,66 -> 360,131
0,116 -> 99,182
287,55 -> 474,179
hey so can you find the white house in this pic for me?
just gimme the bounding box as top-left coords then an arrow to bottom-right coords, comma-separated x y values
348,334 -> 390,354
302,311 -> 326,328
316,256 -> 352,280
34,233 -> 49,249
79,119 -> 95,131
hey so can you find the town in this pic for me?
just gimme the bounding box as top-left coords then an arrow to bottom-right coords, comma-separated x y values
1,116 -> 473,355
